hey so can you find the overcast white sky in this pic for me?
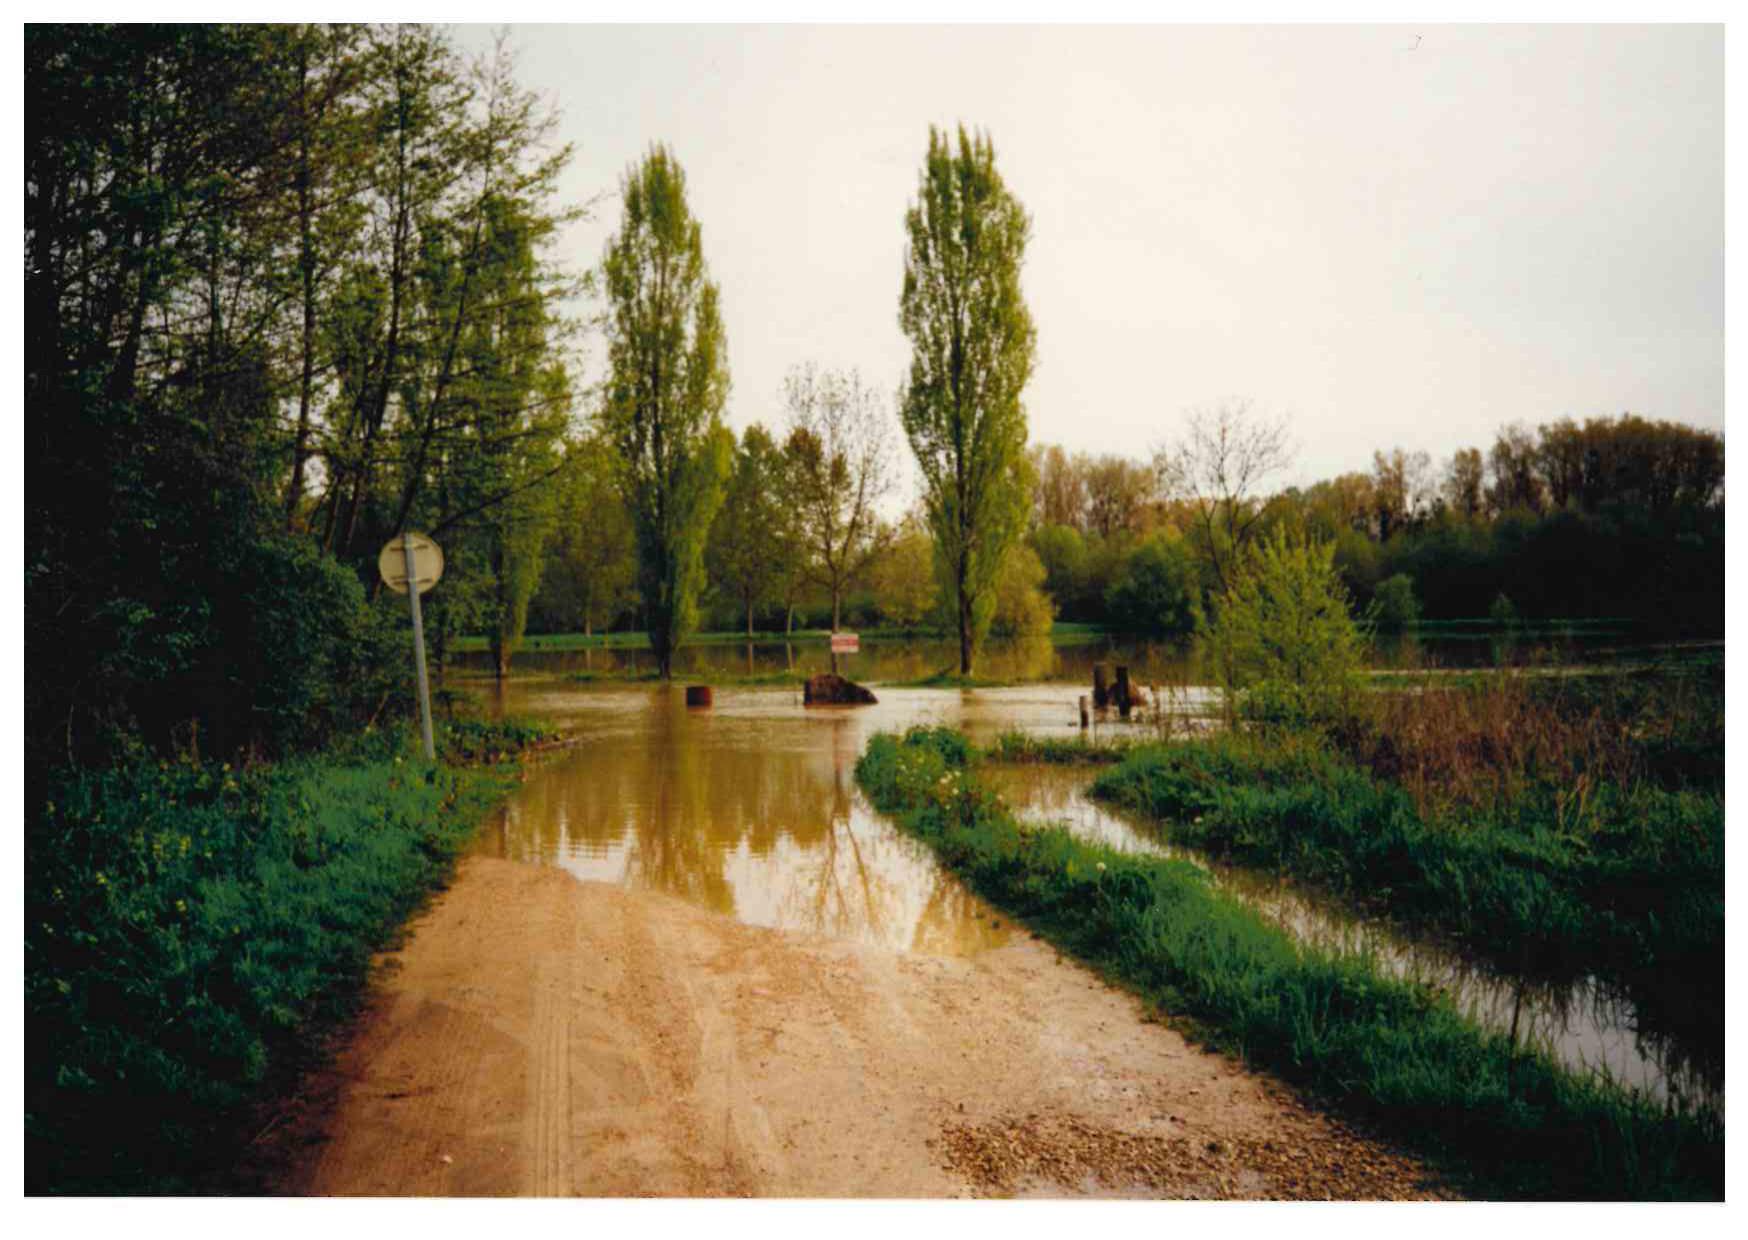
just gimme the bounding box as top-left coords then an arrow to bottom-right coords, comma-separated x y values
455,23 -> 1723,491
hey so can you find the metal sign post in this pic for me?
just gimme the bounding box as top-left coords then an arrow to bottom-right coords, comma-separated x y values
379,532 -> 445,763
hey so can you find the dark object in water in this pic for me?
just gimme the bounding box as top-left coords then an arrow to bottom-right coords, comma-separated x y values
804,673 -> 878,706
685,685 -> 713,708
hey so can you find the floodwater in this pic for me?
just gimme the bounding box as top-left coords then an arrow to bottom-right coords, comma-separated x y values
468,675 -> 1172,956
451,623 -> 1686,689
981,763 -> 1723,1115
465,651 -> 1718,1117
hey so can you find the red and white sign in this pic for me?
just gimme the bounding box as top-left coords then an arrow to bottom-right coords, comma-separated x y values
830,632 -> 860,654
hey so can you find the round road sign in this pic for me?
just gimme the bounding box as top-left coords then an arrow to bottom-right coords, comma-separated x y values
379,532 -> 444,595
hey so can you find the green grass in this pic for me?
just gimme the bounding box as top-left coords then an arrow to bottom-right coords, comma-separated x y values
1087,733 -> 1723,988
856,727 -> 1721,1200
881,670 -> 1014,689
982,730 -> 1137,764
24,721 -> 548,1194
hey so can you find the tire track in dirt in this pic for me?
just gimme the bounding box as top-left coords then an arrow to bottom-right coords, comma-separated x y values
273,857 -> 1452,1199
525,956 -> 572,1196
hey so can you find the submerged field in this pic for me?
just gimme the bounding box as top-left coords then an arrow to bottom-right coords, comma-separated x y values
856,725 -> 1723,1199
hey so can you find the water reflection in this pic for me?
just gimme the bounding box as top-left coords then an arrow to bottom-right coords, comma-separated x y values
471,682 -> 1175,956
984,764 -> 1722,1115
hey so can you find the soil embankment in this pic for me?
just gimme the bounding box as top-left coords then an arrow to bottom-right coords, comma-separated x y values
266,857 -> 1448,1198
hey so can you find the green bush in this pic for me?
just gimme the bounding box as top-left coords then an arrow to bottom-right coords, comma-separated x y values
1372,573 -> 1419,632
1103,534 -> 1202,638
25,735 -> 520,1193
1207,530 -> 1369,728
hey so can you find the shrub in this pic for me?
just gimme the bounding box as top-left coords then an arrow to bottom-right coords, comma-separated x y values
1372,573 -> 1419,632
24,728 -> 536,1193
989,543 -> 1057,638
1103,534 -> 1202,638
1207,529 -> 1368,728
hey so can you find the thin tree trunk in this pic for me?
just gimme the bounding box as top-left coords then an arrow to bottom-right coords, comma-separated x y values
284,43 -> 317,528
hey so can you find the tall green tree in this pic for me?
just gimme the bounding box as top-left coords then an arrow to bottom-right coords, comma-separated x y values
709,425 -> 796,636
531,433 -> 637,637
898,125 -> 1037,675
599,145 -> 732,678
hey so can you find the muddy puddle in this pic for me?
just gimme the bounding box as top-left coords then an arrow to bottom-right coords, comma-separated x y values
981,763 -> 1722,1115
470,677 -> 1172,957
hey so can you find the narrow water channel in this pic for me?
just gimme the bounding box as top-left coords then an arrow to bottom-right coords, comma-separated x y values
980,763 -> 1723,1116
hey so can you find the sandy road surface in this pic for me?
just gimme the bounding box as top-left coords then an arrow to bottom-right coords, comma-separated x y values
267,857 -> 1448,1198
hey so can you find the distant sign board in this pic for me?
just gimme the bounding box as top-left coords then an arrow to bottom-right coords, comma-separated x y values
378,532 -> 444,596
830,632 -> 860,654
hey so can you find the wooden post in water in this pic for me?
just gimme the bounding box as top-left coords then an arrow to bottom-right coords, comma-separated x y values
1114,666 -> 1132,718
1078,695 -> 1090,729
1092,663 -> 1109,709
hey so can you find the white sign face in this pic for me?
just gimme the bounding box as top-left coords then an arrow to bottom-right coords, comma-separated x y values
830,632 -> 859,654
378,532 -> 445,595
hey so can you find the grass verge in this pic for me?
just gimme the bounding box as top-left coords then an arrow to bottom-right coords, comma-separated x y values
856,726 -> 1722,1200
1086,732 -> 1723,990
25,719 -> 551,1194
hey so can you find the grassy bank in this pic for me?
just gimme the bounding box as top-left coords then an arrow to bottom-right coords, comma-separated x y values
25,719 -> 551,1194
856,727 -> 1721,1199
983,731 -> 1138,764
1086,672 -> 1724,992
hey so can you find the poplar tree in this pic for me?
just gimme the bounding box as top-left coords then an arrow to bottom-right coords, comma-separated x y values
599,145 -> 732,678
898,125 -> 1037,674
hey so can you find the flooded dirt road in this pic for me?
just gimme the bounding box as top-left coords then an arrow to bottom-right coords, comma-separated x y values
274,680 -> 1446,1197
280,857 -> 1443,1198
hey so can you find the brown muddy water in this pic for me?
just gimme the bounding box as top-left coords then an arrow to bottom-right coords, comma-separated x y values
465,669 -> 1716,1118
981,763 -> 1722,1116
467,675 -> 1182,956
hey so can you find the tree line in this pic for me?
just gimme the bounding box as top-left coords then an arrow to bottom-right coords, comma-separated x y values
1019,404 -> 1723,637
26,22 -> 1722,788
26,23 -> 1042,791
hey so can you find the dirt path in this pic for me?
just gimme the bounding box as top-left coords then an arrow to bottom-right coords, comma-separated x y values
266,857 -> 1450,1198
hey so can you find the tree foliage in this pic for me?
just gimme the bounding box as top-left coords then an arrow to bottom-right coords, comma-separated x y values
782,364 -> 895,632
598,144 -> 732,677
898,125 -> 1037,674
1208,530 -> 1369,729
709,425 -> 798,635
1104,535 -> 1202,639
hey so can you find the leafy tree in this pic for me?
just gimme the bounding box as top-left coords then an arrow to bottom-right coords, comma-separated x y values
1083,455 -> 1158,539
1372,573 -> 1420,632
989,544 -> 1057,639
709,425 -> 796,636
599,144 -> 732,678
529,434 -> 636,636
781,364 -> 895,665
1104,535 -> 1202,639
1208,530 -> 1368,729
1030,523 -> 1089,618
870,514 -> 939,629
1029,443 -> 1088,529
1442,448 -> 1486,520
898,125 -> 1037,675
